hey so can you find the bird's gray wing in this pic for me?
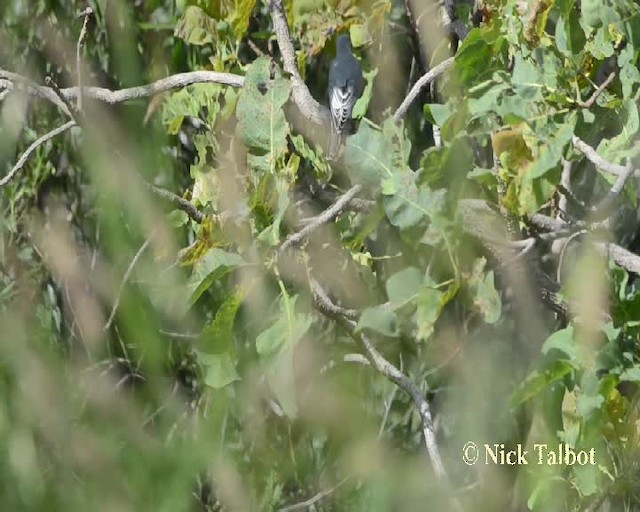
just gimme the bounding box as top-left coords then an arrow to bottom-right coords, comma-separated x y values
330,85 -> 358,134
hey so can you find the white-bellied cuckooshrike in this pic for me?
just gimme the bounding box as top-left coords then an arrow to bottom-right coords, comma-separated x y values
327,34 -> 365,160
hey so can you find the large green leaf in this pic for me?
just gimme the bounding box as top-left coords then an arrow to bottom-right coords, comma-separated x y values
344,120 -> 395,189
416,287 -> 445,342
198,294 -> 243,389
467,258 -> 501,324
352,68 -> 377,119
236,57 -> 291,174
174,6 -> 217,45
162,84 -> 222,134
356,306 -> 399,337
187,249 -> 245,305
256,294 -> 312,417
228,0 -> 256,40
385,267 -> 423,308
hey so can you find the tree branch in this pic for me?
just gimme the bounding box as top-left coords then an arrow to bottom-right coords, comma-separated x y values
577,71 -> 616,109
0,69 -> 244,110
1,120 -> 77,187
461,199 -> 640,276
572,136 -> 639,178
279,184 -> 363,254
393,57 -> 455,122
310,278 -> 461,509
145,182 -> 205,224
267,0 -> 331,126
76,7 -> 93,112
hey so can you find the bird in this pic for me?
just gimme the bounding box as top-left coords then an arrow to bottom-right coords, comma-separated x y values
327,34 -> 365,160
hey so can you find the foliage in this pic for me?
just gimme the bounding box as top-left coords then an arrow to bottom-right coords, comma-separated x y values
4,0 -> 640,511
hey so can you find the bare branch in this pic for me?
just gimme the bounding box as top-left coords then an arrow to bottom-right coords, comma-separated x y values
1,120 -> 76,187
309,278 -> 358,319
279,184 -> 363,254
280,478 -> 348,512
0,69 -> 244,110
45,76 -> 78,121
76,7 -> 93,112
461,199 -> 640,276
0,69 -> 72,116
572,136 -> 639,178
577,71 -> 616,109
146,182 -> 205,224
0,78 -> 13,101
591,164 -> 637,220
267,0 -> 331,126
393,57 -> 455,122
310,279 -> 461,509
557,159 -> 572,218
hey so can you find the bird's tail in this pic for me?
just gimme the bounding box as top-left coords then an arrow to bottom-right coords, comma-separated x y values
328,130 -> 344,161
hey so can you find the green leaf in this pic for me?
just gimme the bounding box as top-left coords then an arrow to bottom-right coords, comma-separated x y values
416,287 -> 445,342
200,352 -> 240,389
174,6 -> 217,45
467,258 -> 501,324
167,209 -> 188,227
619,366 -> 640,382
344,121 -> 394,189
198,294 -> 242,389
542,326 -> 577,361
256,295 -> 312,417
349,23 -> 372,47
352,68 -> 378,119
199,295 -> 242,354
455,25 -> 505,86
236,57 -> 291,174
511,360 -> 574,406
511,54 -> 543,101
573,464 -> 600,497
256,295 -> 311,356
256,175 -> 290,246
228,0 -> 257,40
356,306 -> 399,337
187,249 -> 245,305
386,267 -> 423,308
424,103 -> 452,127
162,84 -> 221,134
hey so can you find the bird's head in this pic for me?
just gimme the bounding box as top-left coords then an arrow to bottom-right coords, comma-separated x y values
336,34 -> 352,55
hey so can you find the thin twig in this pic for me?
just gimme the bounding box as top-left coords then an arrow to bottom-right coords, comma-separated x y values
577,72 -> 616,108
44,76 -> 77,120
280,478 -> 348,512
393,57 -> 455,122
343,353 -> 371,366
76,7 -> 93,112
1,120 -> 76,187
247,39 -> 265,57
279,185 -> 363,254
104,237 -> 152,331
146,182 -> 205,224
379,356 -> 401,438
